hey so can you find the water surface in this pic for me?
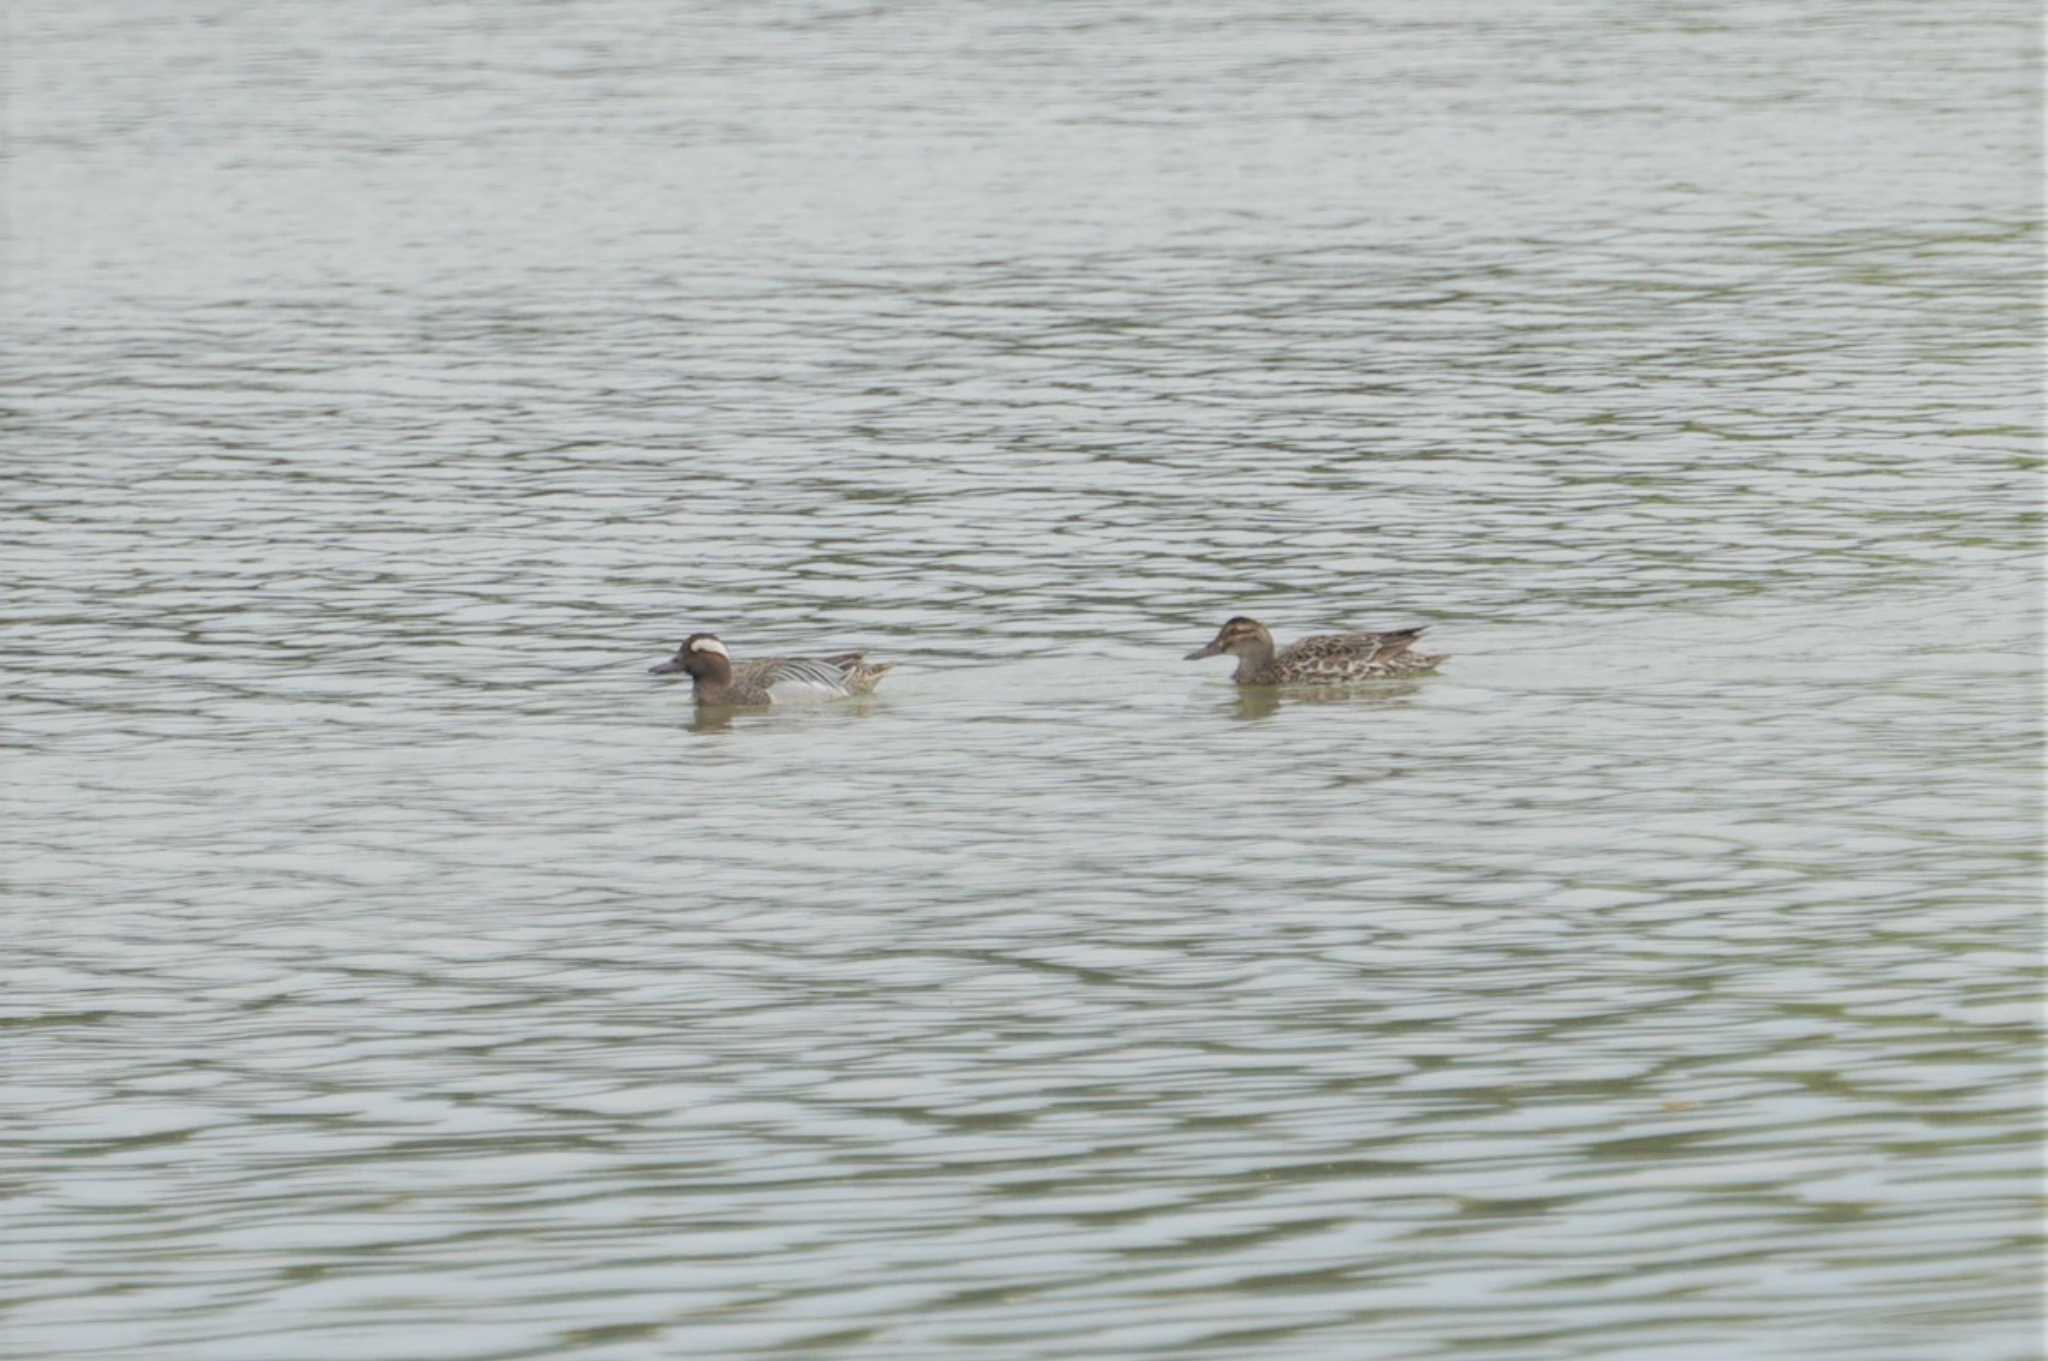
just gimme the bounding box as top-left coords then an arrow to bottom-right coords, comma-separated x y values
4,2 -> 2041,1358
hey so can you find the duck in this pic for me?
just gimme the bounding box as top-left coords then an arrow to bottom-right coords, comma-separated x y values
1184,616 -> 1446,685
649,633 -> 893,706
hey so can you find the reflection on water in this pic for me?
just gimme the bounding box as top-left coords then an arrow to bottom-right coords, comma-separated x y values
1227,683 -> 1430,722
686,707 -> 742,736
683,696 -> 888,736
4,0 -> 2040,1358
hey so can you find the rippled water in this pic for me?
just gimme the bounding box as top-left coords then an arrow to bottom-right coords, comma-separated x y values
5,2 -> 2042,1358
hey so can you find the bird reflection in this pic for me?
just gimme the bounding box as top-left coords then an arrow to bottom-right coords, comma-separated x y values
687,707 -> 740,735
1227,681 -> 1428,722
684,698 -> 884,736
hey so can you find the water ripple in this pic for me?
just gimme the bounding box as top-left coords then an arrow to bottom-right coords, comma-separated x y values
4,0 -> 2040,1358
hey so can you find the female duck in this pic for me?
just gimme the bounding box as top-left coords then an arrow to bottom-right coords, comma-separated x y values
649,633 -> 893,706
1184,616 -> 1445,685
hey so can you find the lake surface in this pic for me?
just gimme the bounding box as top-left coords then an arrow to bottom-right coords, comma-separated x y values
4,2 -> 2042,1358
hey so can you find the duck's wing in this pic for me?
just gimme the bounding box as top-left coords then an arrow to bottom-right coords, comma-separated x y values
1282,627 -> 1426,665
758,654 -> 861,697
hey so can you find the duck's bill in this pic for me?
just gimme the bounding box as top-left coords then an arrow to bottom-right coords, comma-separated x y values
1184,642 -> 1222,660
648,658 -> 685,674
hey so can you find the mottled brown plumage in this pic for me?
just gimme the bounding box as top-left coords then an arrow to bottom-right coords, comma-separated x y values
649,633 -> 893,706
1184,616 -> 1446,686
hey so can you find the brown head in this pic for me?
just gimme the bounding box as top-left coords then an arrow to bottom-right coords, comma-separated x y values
649,632 -> 733,684
1184,616 -> 1274,661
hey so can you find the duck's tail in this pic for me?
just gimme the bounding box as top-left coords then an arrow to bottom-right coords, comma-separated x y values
1376,626 -> 1429,656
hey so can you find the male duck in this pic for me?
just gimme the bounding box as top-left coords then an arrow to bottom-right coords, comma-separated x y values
1185,616 -> 1446,685
649,633 -> 893,706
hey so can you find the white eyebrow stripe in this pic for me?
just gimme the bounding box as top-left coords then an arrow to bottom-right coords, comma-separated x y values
688,637 -> 729,658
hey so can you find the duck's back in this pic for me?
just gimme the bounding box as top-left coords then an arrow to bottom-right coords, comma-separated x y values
1276,628 -> 1443,681
735,653 -> 891,703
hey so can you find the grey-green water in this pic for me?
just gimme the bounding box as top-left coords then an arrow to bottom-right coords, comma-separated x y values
4,3 -> 2042,1359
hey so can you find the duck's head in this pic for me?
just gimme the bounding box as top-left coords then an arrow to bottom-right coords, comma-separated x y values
650,632 -> 732,679
1185,616 -> 1273,660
